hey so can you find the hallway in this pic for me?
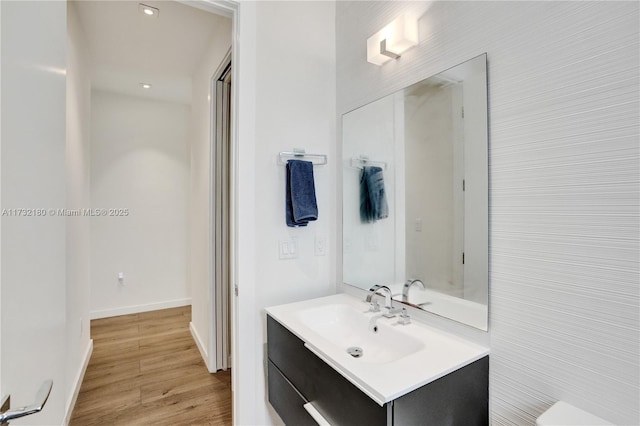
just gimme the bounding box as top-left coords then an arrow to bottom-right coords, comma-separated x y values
70,307 -> 231,425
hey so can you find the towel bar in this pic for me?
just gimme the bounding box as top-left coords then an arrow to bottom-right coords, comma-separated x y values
350,156 -> 387,170
278,148 -> 327,165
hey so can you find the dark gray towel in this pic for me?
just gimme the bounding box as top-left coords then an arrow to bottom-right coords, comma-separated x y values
360,166 -> 388,223
286,160 -> 318,227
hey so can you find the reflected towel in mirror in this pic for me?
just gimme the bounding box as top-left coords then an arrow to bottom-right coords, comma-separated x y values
360,166 -> 388,223
286,160 -> 318,227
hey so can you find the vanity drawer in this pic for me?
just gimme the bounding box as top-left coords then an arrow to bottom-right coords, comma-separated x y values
267,315 -> 389,426
267,360 -> 317,426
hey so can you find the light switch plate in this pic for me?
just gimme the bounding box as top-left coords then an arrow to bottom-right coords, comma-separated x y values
279,237 -> 298,259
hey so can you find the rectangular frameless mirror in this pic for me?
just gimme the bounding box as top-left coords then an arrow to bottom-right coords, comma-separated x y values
342,54 -> 488,330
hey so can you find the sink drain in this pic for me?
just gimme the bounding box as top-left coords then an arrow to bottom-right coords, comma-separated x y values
347,346 -> 363,358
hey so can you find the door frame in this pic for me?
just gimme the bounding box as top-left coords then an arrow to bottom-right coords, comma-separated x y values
209,49 -> 232,372
181,0 -> 240,418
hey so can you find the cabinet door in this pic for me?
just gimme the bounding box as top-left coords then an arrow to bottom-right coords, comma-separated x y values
393,356 -> 489,426
267,315 -> 390,426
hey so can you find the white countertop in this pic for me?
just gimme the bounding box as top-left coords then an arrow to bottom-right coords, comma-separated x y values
265,293 -> 489,406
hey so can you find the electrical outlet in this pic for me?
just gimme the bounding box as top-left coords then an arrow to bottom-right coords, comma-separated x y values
315,236 -> 326,256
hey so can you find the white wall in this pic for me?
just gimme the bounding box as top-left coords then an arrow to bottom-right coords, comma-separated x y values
1,2 -> 68,424
65,1 -> 93,420
337,1 -> 639,425
189,16 -> 231,369
90,91 -> 191,318
234,2 -> 336,424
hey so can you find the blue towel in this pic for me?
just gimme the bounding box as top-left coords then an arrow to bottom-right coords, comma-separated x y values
360,166 -> 388,223
286,160 -> 318,227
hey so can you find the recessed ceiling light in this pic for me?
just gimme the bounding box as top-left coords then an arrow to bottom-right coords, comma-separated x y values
140,83 -> 152,89
139,4 -> 159,18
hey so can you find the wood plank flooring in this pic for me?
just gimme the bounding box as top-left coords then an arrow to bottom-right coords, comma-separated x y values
70,306 -> 232,425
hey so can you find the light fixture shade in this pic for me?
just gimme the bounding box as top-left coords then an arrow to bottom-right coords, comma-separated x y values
367,15 -> 418,65
366,34 -> 390,66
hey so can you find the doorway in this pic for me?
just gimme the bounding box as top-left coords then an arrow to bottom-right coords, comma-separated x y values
70,0 -> 235,422
0,0 -> 240,424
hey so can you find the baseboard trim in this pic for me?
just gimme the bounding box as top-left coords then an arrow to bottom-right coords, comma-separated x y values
189,321 -> 213,372
64,339 -> 93,425
90,298 -> 192,319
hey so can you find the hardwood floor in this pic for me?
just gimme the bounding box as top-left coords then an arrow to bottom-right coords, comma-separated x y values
70,306 -> 232,425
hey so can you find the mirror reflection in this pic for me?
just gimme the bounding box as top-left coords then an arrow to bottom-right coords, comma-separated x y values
342,54 -> 488,330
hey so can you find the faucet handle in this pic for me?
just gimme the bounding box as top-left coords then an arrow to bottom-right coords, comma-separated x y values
397,308 -> 411,325
367,299 -> 381,313
388,303 -> 402,314
383,303 -> 401,318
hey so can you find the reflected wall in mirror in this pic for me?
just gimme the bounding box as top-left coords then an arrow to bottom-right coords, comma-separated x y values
342,54 -> 488,330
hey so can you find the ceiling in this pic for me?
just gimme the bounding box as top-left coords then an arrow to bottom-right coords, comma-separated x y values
74,0 -> 230,104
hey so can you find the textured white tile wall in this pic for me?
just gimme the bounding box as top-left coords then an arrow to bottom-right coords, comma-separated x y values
336,2 -> 639,425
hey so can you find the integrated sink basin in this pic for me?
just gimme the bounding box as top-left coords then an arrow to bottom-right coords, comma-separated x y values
296,303 -> 425,364
265,293 -> 489,405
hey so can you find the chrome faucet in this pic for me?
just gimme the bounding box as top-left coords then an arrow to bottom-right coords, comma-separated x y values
402,279 -> 425,302
366,285 -> 400,318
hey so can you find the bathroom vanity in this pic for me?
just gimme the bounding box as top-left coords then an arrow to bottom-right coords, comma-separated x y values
267,53 -> 494,425
266,294 -> 489,426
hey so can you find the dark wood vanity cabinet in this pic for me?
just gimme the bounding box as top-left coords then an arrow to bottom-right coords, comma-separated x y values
267,315 -> 488,426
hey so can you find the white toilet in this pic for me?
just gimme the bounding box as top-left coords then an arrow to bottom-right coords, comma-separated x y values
537,401 -> 614,426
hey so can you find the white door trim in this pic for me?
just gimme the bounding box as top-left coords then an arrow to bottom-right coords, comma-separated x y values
209,49 -> 232,372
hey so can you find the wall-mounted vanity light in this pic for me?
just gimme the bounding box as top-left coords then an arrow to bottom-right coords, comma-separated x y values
367,15 -> 418,66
